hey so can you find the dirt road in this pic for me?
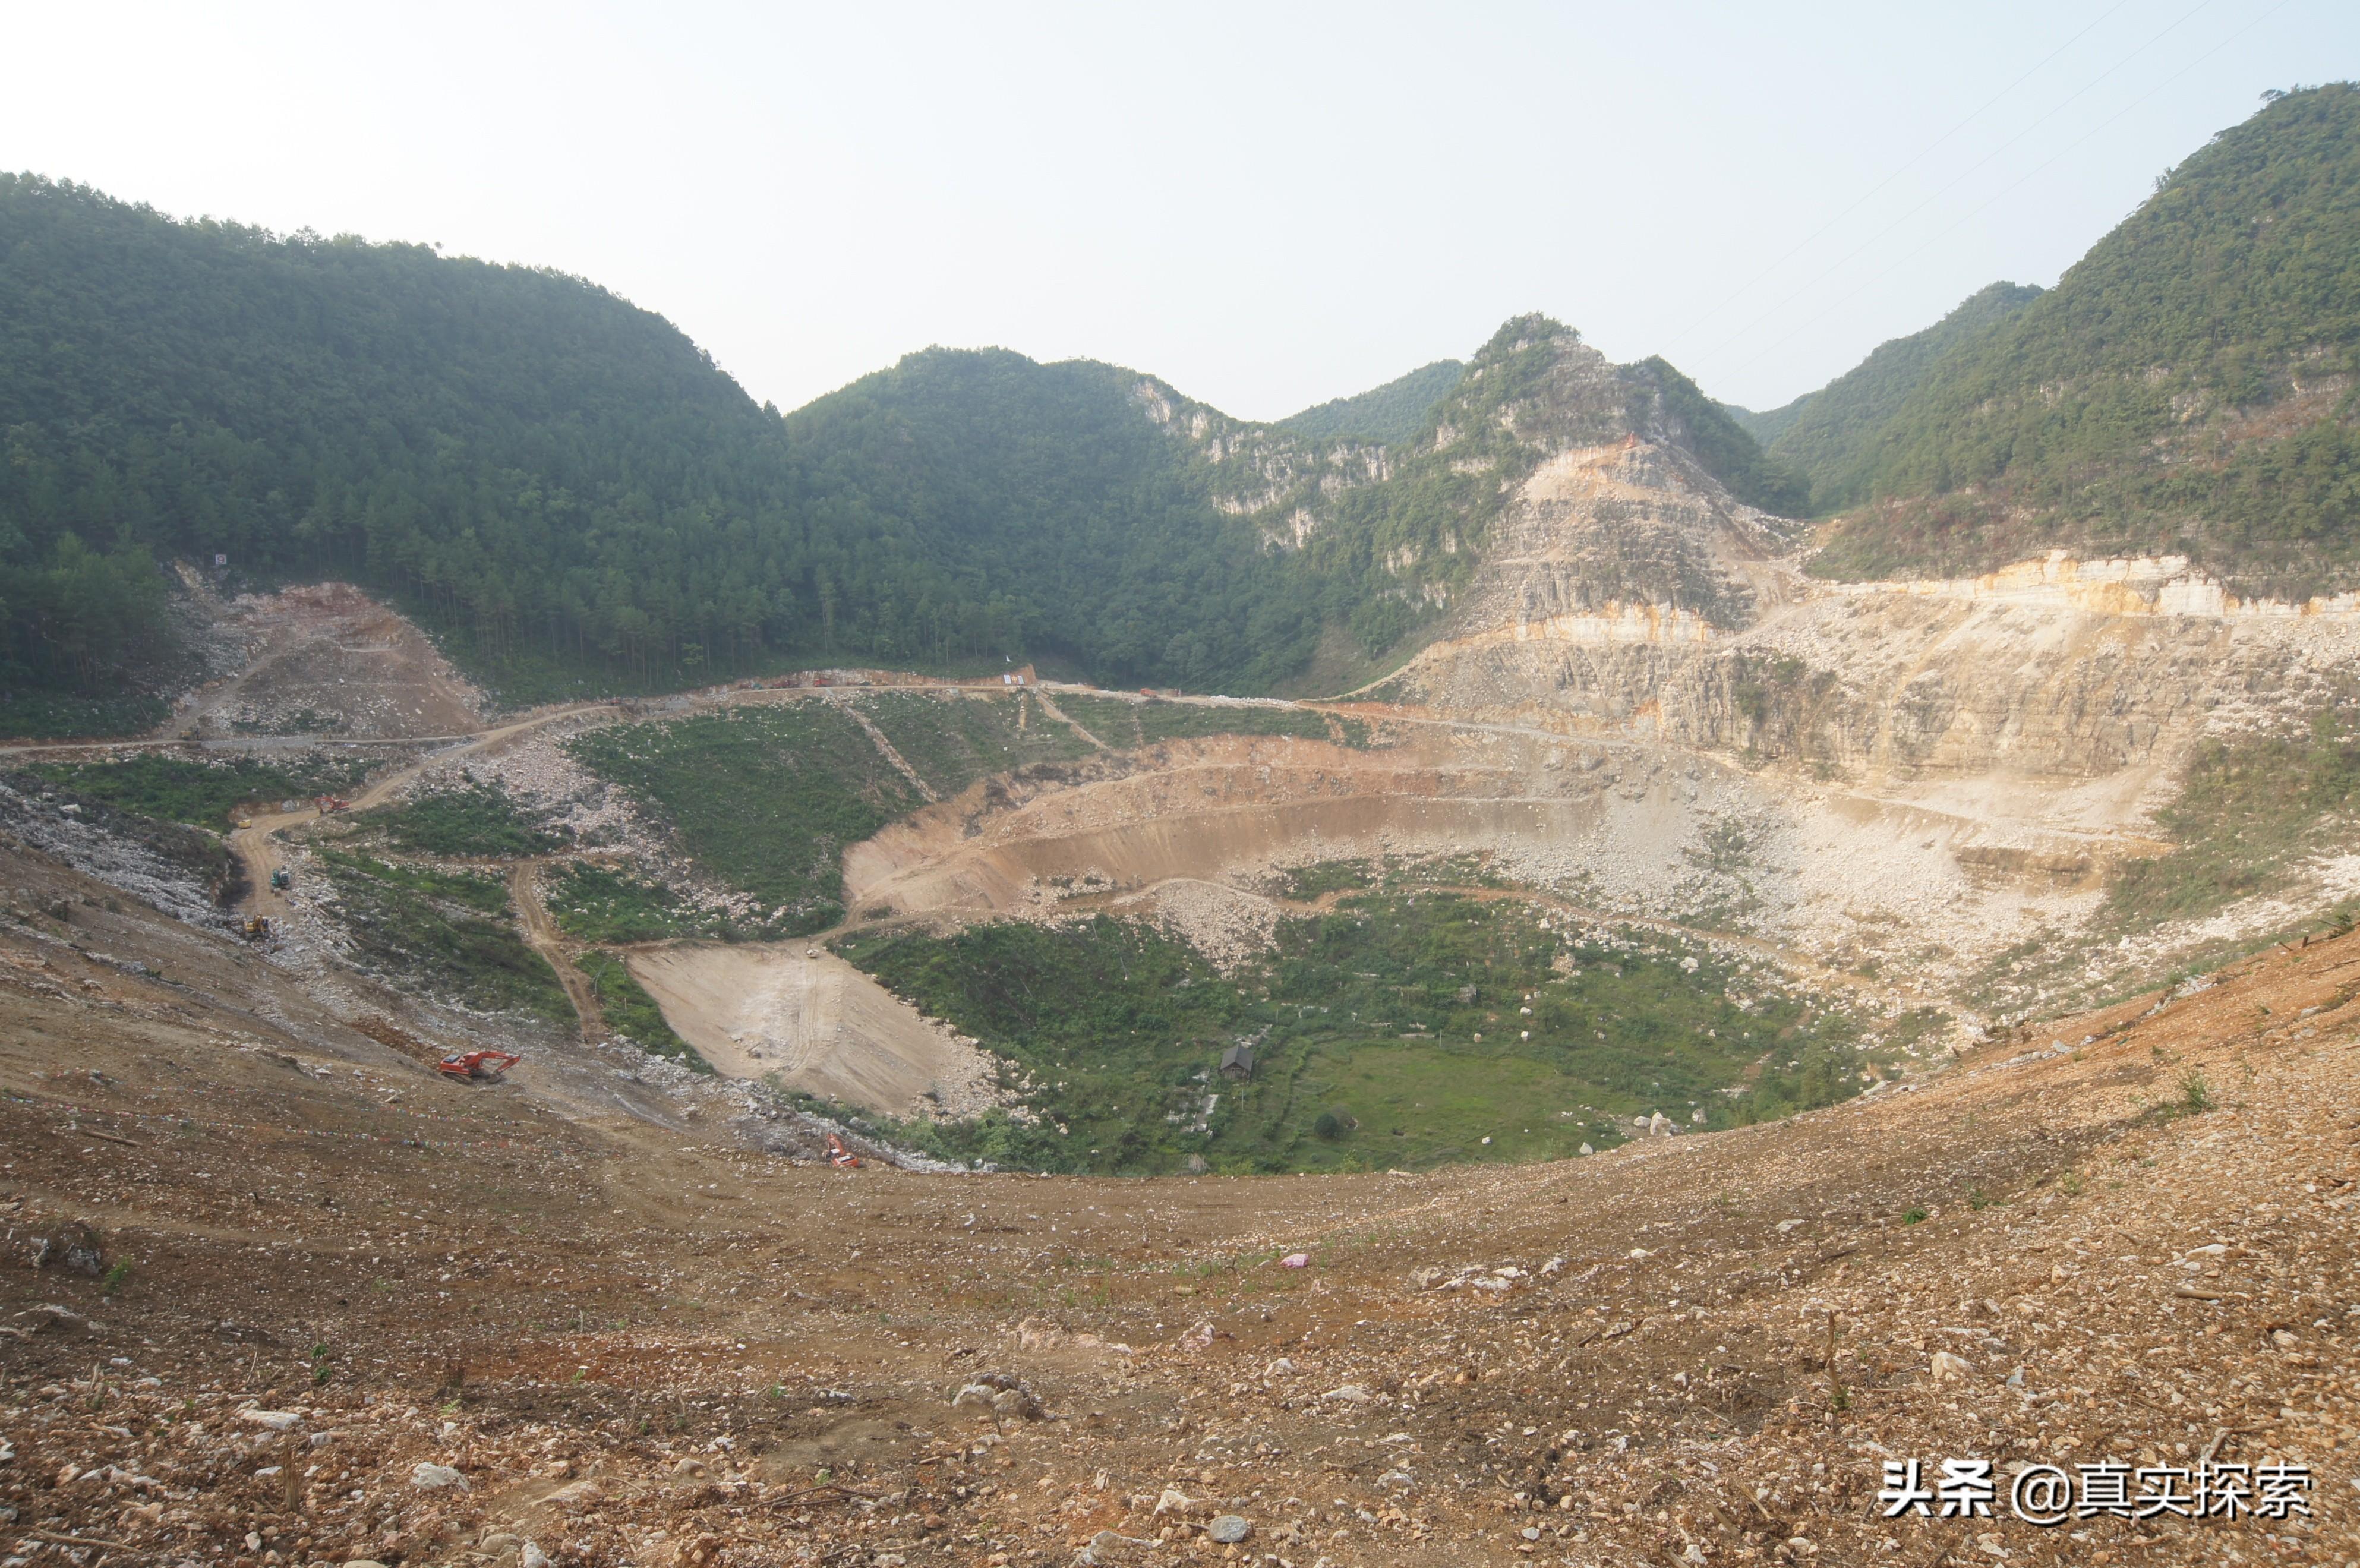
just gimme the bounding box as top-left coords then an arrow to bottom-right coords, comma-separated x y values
511,859 -> 603,1040
222,701 -> 626,925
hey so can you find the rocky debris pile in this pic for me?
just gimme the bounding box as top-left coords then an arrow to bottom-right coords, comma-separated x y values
1109,877 -> 1281,974
176,582 -> 492,740
0,781 -> 237,933
422,730 -> 647,851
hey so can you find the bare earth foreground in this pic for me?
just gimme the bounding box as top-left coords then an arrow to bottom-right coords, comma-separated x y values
1,837 -> 2355,1567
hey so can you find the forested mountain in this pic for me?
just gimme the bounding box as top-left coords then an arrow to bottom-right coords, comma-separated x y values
0,174 -> 809,695
1807,84 -> 2360,589
781,351 -> 1333,692
0,175 -> 1329,701
0,178 -> 1801,710
1279,359 -> 1466,443
1724,282 -> 2043,507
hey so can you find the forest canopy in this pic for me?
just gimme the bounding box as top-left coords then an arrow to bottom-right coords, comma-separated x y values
0,176 -> 1335,702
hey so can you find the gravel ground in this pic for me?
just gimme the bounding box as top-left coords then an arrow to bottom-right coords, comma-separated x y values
1,834 -> 2353,1567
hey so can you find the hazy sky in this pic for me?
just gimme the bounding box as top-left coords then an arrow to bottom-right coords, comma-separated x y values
6,2 -> 2353,419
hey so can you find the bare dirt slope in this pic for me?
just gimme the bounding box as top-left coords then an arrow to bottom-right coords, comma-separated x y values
624,943 -> 1004,1119
0,818 -> 2352,1566
163,582 -> 491,742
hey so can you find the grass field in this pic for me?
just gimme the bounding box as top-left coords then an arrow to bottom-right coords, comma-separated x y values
26,753 -> 374,829
853,690 -> 1094,796
1057,695 -> 1365,750
317,852 -> 571,1024
376,783 -> 563,858
567,705 -> 919,935
844,878 -> 1887,1175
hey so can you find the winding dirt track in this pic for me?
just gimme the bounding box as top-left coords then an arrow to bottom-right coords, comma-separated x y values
510,859 -> 604,1039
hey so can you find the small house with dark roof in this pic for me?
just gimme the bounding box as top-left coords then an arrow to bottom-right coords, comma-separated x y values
1219,1044 -> 1255,1080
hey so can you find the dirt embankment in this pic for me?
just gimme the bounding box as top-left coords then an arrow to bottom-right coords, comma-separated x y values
624,942 -> 1005,1119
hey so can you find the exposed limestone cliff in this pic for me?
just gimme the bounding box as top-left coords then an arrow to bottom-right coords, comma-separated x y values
1327,391 -> 2360,1013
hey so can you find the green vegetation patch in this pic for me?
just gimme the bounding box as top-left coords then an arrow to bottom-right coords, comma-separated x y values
2105,720 -> 2360,929
1279,359 -> 1467,444
317,853 -> 570,1023
26,753 -> 373,829
843,884 -> 1881,1175
545,862 -> 725,944
567,704 -> 919,935
576,952 -> 709,1072
1058,695 -> 1363,751
319,850 -> 508,911
377,782 -> 563,858
854,690 -> 1094,796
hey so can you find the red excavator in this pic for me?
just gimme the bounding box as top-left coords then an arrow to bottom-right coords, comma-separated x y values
436,1050 -> 522,1084
315,795 -> 350,815
826,1134 -> 860,1169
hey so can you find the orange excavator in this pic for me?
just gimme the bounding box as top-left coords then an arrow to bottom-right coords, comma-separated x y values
436,1050 -> 522,1084
826,1134 -> 860,1169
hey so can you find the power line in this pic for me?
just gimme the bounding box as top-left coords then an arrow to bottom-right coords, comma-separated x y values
1685,0 -> 2223,375
1712,0 -> 2295,386
1659,0 -> 2138,355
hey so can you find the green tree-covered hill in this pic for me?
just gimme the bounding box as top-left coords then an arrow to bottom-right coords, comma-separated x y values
0,174 -> 810,695
1806,84 -> 2360,588
1725,281 -> 2043,508
1279,359 -> 1466,443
